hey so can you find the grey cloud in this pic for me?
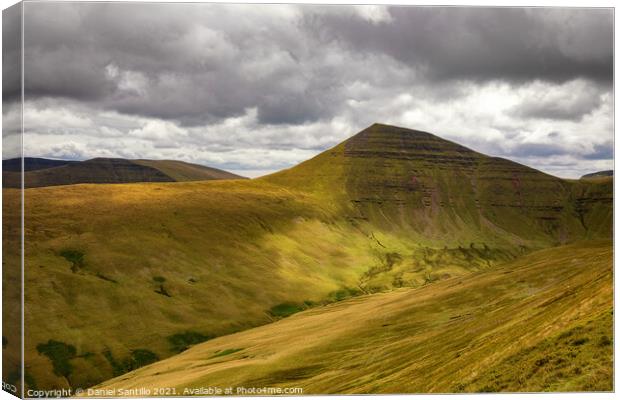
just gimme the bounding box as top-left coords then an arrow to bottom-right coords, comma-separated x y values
303,7 -> 613,84
497,137 -> 613,162
5,3 -> 613,179
584,141 -> 614,160
2,3 -> 21,103
20,3 -> 342,126
510,81 -> 605,121
504,142 -> 568,158
514,100 -> 600,121
256,87 -> 332,125
17,3 -> 613,128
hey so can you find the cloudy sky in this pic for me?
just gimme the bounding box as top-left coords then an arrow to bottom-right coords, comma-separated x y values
3,3 -> 614,177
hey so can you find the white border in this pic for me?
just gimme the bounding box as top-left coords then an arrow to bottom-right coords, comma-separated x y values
0,1 -> 616,400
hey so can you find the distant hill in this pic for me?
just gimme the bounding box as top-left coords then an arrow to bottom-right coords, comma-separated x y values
2,157 -> 245,188
581,170 -> 613,179
2,157 -> 78,172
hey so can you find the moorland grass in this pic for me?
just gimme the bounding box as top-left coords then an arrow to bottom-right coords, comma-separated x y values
91,241 -> 612,394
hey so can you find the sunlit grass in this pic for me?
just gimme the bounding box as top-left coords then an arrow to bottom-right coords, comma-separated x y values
92,241 -> 612,394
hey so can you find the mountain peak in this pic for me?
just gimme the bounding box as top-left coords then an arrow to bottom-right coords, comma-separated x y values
344,123 -> 478,160
263,124 -> 581,244
362,122 -> 434,135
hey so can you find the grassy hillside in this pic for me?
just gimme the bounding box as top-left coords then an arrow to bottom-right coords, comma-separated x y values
2,124 -> 612,391
2,157 -> 244,188
264,124 -> 607,247
91,241 -> 612,394
133,160 -> 244,181
10,179 -> 521,391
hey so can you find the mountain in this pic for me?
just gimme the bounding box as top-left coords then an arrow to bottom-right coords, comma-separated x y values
581,170 -> 613,180
2,157 -> 245,188
3,124 -> 612,393
265,123 -> 611,246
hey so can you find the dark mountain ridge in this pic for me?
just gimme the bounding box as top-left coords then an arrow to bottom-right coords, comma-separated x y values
2,157 -> 78,172
2,157 -> 245,188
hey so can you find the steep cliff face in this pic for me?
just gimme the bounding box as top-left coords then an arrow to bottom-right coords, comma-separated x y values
265,123 -> 611,247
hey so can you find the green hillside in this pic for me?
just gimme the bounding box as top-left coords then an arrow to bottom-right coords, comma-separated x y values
2,124 -> 612,392
264,124 -> 610,246
133,159 -> 244,182
91,241 -> 612,394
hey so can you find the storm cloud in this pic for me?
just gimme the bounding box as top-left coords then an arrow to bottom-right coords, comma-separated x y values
307,7 -> 613,84
3,3 -> 614,177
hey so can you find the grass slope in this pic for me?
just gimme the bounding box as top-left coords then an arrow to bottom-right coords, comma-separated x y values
2,124 -> 612,391
133,160 -> 245,181
9,178 -> 521,390
91,241 -> 612,394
